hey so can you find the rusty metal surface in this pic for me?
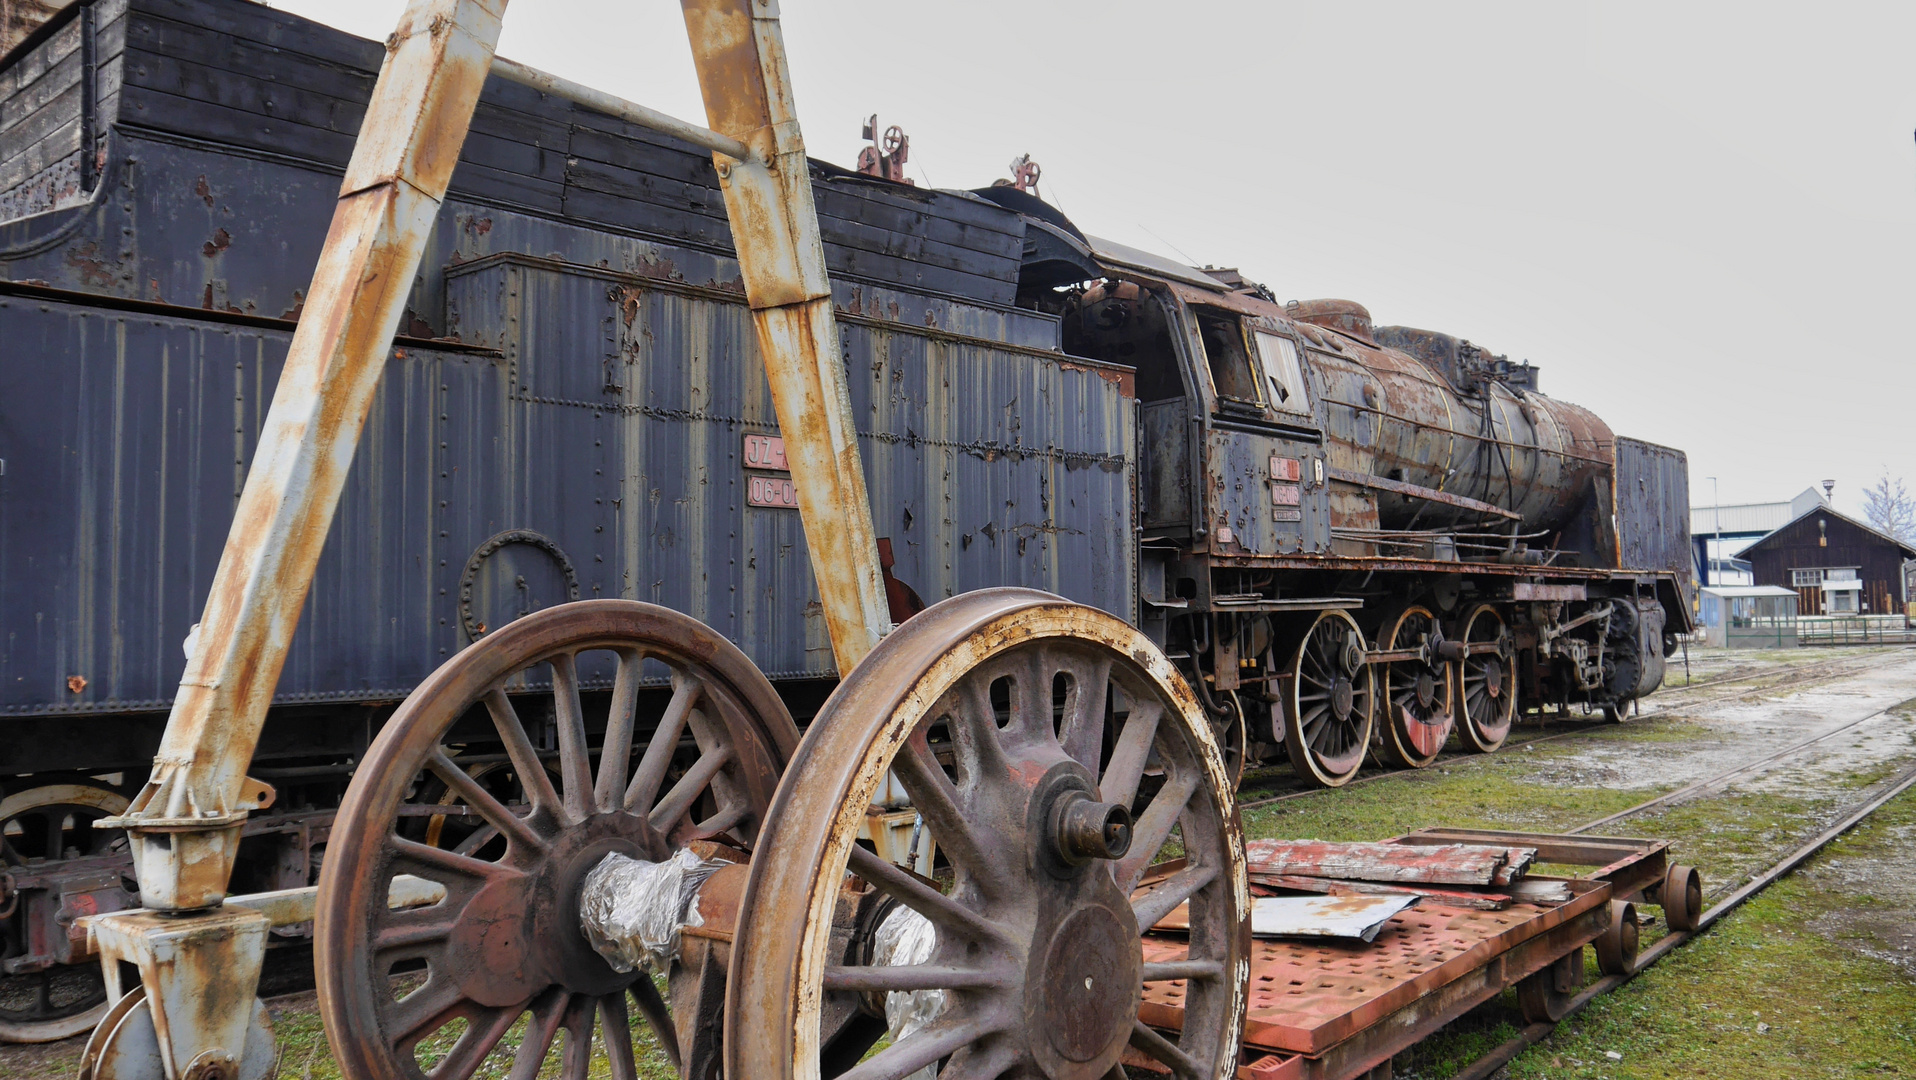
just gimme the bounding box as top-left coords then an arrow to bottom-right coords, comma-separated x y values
1139,879 -> 1609,1056
724,589 -> 1249,1080
315,599 -> 795,1080
680,0 -> 890,671
99,0 -> 509,914
86,903 -> 272,1078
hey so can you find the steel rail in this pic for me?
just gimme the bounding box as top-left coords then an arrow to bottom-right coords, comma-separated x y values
1453,760 -> 1916,1080
1567,703 -> 1901,835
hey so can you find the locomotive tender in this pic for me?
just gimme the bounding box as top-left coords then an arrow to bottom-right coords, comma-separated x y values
0,0 -> 1690,1041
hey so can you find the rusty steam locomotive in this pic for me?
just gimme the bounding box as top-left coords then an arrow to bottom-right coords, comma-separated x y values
0,0 -> 1690,1043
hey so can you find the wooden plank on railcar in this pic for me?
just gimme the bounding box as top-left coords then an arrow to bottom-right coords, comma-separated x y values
0,73 -> 79,161
124,48 -> 368,139
0,14 -> 83,97
565,118 -> 729,191
136,0 -> 383,71
557,186 -> 734,250
562,153 -> 729,217
812,180 -> 1024,254
0,44 -> 81,135
448,158 -> 565,214
123,11 -> 374,105
815,211 -> 1019,285
116,83 -> 357,163
813,171 -> 1024,239
823,241 -> 1015,305
0,114 -> 80,193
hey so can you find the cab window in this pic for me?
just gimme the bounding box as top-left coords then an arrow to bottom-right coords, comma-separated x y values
1255,331 -> 1311,415
1195,309 -> 1261,405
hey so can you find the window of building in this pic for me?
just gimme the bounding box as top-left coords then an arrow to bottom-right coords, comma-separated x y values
1254,331 -> 1312,415
1792,569 -> 1824,586
1829,590 -> 1859,614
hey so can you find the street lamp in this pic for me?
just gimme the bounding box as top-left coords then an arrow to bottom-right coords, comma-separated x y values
1708,476 -> 1720,587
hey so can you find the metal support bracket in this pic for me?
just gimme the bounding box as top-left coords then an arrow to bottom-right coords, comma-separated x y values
86,906 -> 271,1080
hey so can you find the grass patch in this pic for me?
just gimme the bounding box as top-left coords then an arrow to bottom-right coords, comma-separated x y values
1242,755 -> 1675,845
1505,785 -> 1916,1079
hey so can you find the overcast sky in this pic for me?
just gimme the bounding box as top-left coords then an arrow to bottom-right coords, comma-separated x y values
277,0 -> 1916,519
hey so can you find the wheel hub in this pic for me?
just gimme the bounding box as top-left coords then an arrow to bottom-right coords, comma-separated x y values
1484,658 -> 1504,698
1020,764 -> 1142,1078
1331,677 -> 1355,721
451,811 -> 652,1008
1033,902 -> 1138,1068
1414,670 -> 1437,709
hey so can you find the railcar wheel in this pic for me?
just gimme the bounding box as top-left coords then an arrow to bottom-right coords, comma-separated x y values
1595,900 -> 1639,977
725,589 -> 1248,1080
1456,604 -> 1517,754
1660,864 -> 1703,931
1282,610 -> 1376,787
315,600 -> 796,1080
1376,606 -> 1456,769
1515,946 -> 1584,1024
0,784 -> 130,1044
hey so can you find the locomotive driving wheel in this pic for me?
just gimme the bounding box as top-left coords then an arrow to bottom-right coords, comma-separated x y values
725,589 -> 1248,1080
1456,604 -> 1517,753
315,600 -> 796,1080
0,784 -> 132,1044
1281,610 -> 1376,788
1376,606 -> 1456,769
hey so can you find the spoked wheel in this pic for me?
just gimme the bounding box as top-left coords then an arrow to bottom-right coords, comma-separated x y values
0,784 -> 131,1043
315,600 -> 797,1080
1455,603 -> 1517,754
1376,606 -> 1455,769
1281,610 -> 1376,788
725,588 -> 1247,1080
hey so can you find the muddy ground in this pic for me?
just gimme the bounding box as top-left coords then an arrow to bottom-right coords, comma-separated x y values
5,645 -> 1914,1079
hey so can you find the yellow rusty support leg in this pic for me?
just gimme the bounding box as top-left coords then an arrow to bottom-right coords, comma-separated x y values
681,0 -> 892,671
86,0 -> 508,1074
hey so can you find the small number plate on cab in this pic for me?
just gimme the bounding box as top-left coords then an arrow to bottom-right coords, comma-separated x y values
748,475 -> 800,508
1271,482 -> 1301,506
1270,456 -> 1301,481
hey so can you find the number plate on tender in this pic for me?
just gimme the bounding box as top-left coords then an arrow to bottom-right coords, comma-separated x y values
748,475 -> 800,508
1271,482 -> 1301,506
1270,456 -> 1301,481
1273,508 -> 1303,523
743,433 -> 788,471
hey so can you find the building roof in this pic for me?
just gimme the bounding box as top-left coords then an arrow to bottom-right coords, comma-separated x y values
1741,503 -> 1916,561
1700,585 -> 1799,598
1690,487 -> 1826,538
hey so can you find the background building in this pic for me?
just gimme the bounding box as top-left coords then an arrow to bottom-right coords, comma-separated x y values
1741,505 -> 1916,617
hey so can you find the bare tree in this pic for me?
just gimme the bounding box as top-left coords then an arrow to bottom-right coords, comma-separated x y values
1863,474 -> 1916,544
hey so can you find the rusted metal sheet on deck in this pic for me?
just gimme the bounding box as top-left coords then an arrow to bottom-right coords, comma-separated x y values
1140,881 -> 1608,1054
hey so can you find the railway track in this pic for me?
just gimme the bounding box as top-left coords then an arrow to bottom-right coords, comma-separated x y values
1455,759 -> 1916,1080
1236,646 -> 1912,810
1441,695 -> 1916,1078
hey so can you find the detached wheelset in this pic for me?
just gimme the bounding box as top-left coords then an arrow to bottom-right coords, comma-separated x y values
315,589 -> 1250,1079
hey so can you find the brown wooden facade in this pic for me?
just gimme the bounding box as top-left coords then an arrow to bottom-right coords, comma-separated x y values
1744,507 -> 1916,616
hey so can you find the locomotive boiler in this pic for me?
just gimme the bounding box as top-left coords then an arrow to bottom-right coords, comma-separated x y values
0,0 -> 1690,1046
